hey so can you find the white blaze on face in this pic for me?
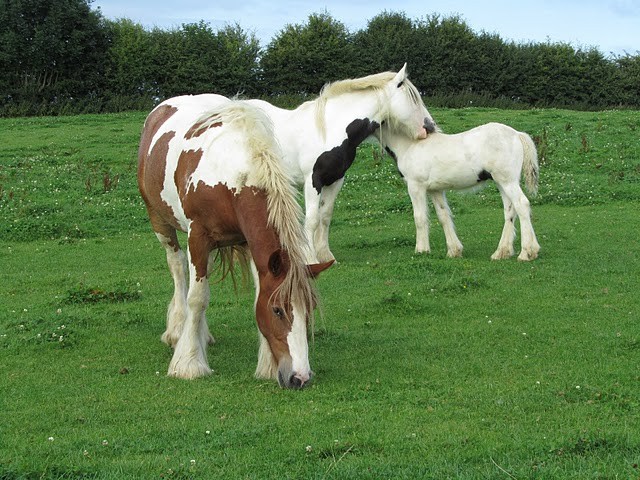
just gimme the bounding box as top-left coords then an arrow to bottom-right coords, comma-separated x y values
286,302 -> 311,383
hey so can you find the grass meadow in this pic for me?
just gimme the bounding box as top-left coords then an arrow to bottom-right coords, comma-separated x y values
1,107 -> 639,479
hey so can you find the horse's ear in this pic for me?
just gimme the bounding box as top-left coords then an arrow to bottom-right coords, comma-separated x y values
368,120 -> 381,135
268,249 -> 290,278
307,260 -> 334,279
393,63 -> 408,87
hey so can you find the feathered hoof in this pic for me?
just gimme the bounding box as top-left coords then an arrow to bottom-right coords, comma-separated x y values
167,358 -> 212,379
161,330 -> 180,348
491,249 -> 514,260
517,249 -> 539,261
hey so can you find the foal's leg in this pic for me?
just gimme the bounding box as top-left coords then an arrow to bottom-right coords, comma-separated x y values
505,184 -> 540,261
154,231 -> 188,348
492,184 -> 517,260
430,191 -> 463,257
251,260 -> 278,380
314,179 -> 344,263
168,232 -> 212,378
407,180 -> 430,253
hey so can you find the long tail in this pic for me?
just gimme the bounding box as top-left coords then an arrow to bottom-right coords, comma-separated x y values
519,132 -> 539,196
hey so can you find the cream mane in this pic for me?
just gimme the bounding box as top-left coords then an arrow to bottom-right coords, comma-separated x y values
314,71 -> 423,139
201,101 -> 318,317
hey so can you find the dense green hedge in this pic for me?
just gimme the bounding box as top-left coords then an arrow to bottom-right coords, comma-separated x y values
1,1 -> 639,116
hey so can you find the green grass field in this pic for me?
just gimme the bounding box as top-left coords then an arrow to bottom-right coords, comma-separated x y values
1,107 -> 639,479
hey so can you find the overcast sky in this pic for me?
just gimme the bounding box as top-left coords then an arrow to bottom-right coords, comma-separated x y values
93,0 -> 640,57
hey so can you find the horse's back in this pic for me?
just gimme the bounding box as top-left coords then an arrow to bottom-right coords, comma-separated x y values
138,95 -> 281,234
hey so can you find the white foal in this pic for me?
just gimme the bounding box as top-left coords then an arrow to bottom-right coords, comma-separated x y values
379,122 -> 541,261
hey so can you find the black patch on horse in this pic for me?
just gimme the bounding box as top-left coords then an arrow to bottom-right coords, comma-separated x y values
312,118 -> 380,194
385,147 -> 404,178
477,169 -> 493,182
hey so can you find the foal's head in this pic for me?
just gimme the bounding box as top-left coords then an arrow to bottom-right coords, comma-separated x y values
255,249 -> 332,389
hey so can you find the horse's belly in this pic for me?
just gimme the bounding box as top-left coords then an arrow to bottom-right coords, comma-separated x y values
421,161 -> 479,191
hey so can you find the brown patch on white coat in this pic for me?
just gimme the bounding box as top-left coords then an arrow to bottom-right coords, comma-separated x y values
137,99 -> 332,388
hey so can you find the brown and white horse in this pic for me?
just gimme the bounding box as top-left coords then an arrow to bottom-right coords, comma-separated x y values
138,98 -> 332,389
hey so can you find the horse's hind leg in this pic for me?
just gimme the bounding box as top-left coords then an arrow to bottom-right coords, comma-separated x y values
509,186 -> 540,261
430,191 -> 463,257
492,185 -> 517,260
495,183 -> 540,261
407,180 -> 430,253
152,227 -> 189,348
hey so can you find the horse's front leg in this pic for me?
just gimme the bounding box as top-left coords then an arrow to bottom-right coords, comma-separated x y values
314,179 -> 344,263
250,259 -> 278,380
302,179 -> 322,263
430,191 -> 463,257
407,180 -> 430,254
168,232 -> 213,379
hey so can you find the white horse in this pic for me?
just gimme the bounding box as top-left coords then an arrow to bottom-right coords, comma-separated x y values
379,121 -> 541,261
161,64 -> 433,263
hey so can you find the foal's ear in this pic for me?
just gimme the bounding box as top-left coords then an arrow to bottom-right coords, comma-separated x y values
393,63 -> 408,87
268,249 -> 290,278
307,260 -> 334,279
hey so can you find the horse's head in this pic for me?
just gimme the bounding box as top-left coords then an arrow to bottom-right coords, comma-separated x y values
255,249 -> 333,389
384,63 -> 438,140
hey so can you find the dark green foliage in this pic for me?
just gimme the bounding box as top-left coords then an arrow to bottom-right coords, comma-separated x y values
0,2 -> 639,115
260,12 -> 354,94
351,11 -> 417,76
0,0 -> 108,114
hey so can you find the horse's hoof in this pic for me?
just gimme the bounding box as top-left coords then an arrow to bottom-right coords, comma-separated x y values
518,251 -> 538,261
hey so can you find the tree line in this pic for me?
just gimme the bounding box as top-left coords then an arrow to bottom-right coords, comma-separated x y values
1,0 -> 639,116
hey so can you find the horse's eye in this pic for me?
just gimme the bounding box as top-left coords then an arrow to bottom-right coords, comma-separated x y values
272,307 -> 285,318
397,80 -> 405,88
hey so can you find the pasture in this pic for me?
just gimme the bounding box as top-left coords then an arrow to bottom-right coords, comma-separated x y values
1,107 -> 639,479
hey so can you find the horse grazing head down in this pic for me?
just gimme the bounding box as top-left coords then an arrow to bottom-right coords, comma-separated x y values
139,96 -> 334,388
252,246 -> 333,389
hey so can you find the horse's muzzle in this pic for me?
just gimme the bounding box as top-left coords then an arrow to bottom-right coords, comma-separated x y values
424,118 -> 438,134
278,369 -> 313,389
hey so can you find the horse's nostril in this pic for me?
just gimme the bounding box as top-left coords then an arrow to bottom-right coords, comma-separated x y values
424,119 -> 437,134
289,374 -> 303,389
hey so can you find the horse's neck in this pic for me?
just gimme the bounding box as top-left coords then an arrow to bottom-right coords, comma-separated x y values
233,188 -> 280,264
320,92 -> 380,143
380,128 -> 414,157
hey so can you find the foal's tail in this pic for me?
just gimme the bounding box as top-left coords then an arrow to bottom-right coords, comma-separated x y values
519,132 -> 539,196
